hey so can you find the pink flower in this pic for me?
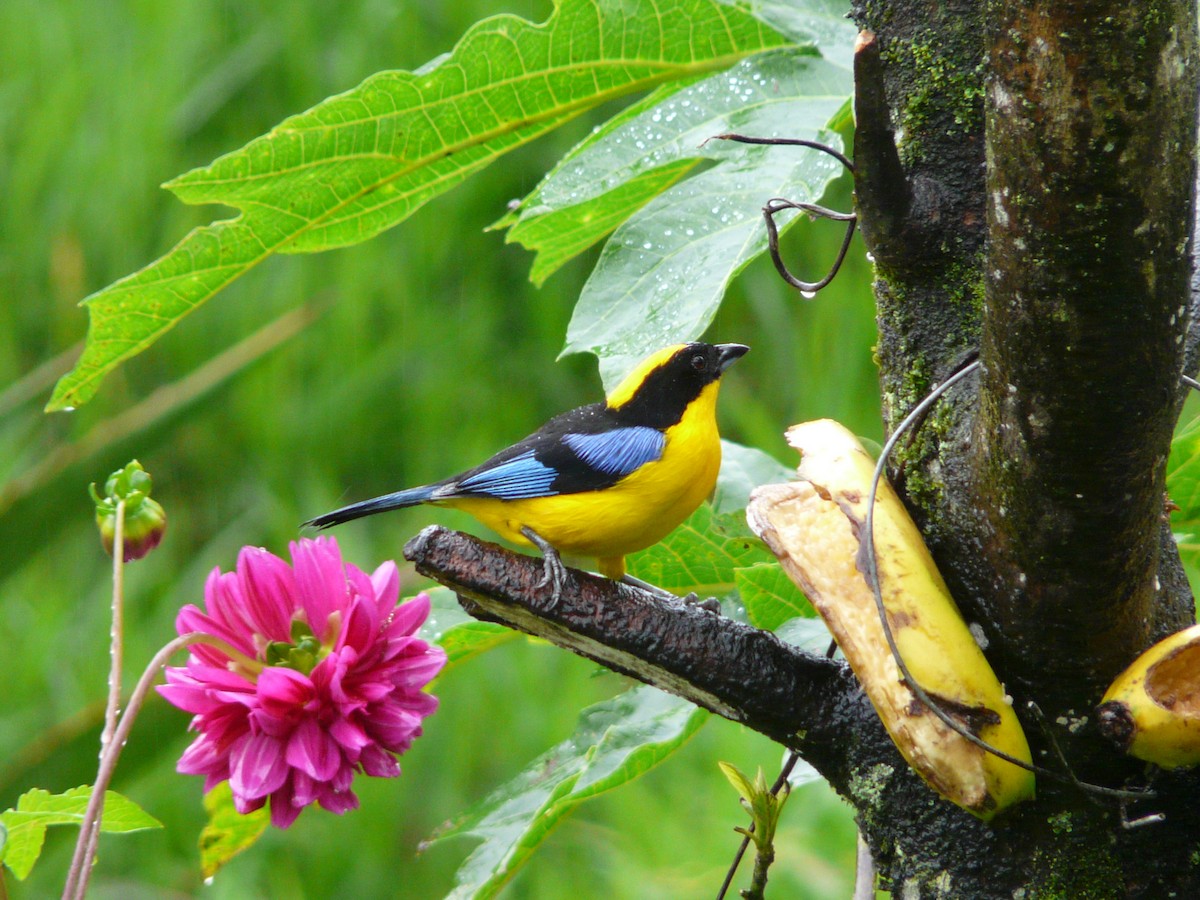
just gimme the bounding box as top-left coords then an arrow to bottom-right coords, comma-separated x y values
158,536 -> 445,828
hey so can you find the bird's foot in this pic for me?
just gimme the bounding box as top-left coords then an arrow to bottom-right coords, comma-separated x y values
520,527 -> 569,607
621,575 -> 721,613
686,594 -> 722,614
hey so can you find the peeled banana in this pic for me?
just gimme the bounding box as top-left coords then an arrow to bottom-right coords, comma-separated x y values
1098,623 -> 1200,769
746,419 -> 1035,819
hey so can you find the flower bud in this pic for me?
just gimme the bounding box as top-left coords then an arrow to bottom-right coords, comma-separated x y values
90,460 -> 167,561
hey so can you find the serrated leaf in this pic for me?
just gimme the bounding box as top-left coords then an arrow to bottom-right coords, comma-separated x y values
737,562 -> 814,631
506,158 -> 701,285
1168,412 -> 1200,553
713,439 -> 794,514
199,781 -> 270,880
432,686 -> 706,899
626,502 -> 770,595
714,0 -> 857,67
0,787 -> 161,881
48,0 -> 792,411
421,587 -> 516,668
503,49 -> 850,300
573,133 -> 847,387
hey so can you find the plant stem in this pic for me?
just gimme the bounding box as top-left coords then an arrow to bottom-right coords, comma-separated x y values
62,500 -> 125,900
62,632 -> 252,900
102,500 -> 125,758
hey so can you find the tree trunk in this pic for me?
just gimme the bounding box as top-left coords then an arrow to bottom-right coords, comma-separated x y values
851,0 -> 1200,894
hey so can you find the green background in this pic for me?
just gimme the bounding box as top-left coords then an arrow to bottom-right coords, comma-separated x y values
0,1 -> 882,896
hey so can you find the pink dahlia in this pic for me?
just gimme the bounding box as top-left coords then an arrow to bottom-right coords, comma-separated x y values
158,536 -> 445,828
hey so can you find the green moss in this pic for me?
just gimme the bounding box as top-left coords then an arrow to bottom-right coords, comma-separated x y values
847,763 -> 896,814
1027,824 -> 1124,900
1047,810 -> 1075,835
883,30 -> 985,165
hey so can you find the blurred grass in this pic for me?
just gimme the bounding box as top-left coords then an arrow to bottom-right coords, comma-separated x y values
0,1 -> 878,897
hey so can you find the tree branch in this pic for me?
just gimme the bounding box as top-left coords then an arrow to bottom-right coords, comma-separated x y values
405,526 -> 855,750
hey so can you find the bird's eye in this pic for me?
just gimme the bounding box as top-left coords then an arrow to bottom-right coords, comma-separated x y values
691,354 -> 706,371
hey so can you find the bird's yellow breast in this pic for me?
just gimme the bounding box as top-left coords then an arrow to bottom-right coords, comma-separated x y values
444,380 -> 723,565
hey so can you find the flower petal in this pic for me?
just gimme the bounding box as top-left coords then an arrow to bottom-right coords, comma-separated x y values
237,546 -> 298,641
269,782 -> 304,829
317,786 -> 359,816
359,744 -> 401,778
229,732 -> 289,802
256,666 -> 315,718
328,716 -> 372,756
391,644 -> 447,691
370,562 -> 401,618
176,604 -> 255,663
286,717 -> 342,782
290,537 -> 349,641
387,592 -> 431,638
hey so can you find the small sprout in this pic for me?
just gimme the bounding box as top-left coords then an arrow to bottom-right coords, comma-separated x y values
90,460 -> 166,561
719,762 -> 789,900
719,762 -> 789,852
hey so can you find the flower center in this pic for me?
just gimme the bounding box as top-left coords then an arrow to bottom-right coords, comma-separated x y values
263,620 -> 328,675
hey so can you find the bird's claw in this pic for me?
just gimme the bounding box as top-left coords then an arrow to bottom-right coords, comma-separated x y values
521,526 -> 569,608
621,575 -> 721,612
684,593 -> 721,613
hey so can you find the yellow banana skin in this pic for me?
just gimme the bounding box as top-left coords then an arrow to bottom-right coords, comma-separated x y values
746,419 -> 1034,819
1098,623 -> 1200,769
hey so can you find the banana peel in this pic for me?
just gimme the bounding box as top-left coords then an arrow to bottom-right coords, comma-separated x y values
746,419 -> 1034,819
1098,623 -> 1200,769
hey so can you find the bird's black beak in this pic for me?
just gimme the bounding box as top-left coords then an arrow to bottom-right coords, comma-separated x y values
714,343 -> 750,373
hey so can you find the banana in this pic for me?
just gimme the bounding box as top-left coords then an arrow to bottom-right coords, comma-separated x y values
1098,623 -> 1200,769
746,419 -> 1034,819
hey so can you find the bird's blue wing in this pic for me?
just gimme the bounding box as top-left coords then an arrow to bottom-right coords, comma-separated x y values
453,450 -> 559,499
562,426 -> 664,477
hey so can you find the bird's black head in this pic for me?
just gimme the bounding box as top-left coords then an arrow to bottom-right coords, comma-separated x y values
607,342 -> 749,429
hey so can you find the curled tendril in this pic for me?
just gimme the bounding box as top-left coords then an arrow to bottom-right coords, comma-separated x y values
710,133 -> 857,297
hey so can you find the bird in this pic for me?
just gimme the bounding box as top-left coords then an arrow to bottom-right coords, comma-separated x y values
304,341 -> 749,598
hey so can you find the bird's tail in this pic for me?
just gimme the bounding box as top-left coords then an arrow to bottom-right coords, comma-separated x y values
303,485 -> 437,529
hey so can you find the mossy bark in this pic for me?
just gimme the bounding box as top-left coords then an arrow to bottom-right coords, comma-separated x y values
850,0 -> 1200,895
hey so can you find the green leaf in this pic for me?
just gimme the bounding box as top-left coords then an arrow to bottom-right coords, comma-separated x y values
626,502 -> 771,595
554,63 -> 851,384
1169,412 -> 1200,557
718,760 -> 757,801
0,787 -> 161,881
713,0 -> 858,66
505,158 -> 701,286
713,439 -> 794,515
198,781 -> 270,880
737,562 -> 813,631
504,49 -> 848,295
431,686 -> 707,899
421,587 -> 516,668
774,615 -> 832,655
47,0 -> 792,411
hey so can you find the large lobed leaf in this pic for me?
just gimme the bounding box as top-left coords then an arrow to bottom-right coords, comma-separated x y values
429,685 -> 708,899
497,46 -> 854,385
1168,411 -> 1200,559
48,0 -> 794,411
